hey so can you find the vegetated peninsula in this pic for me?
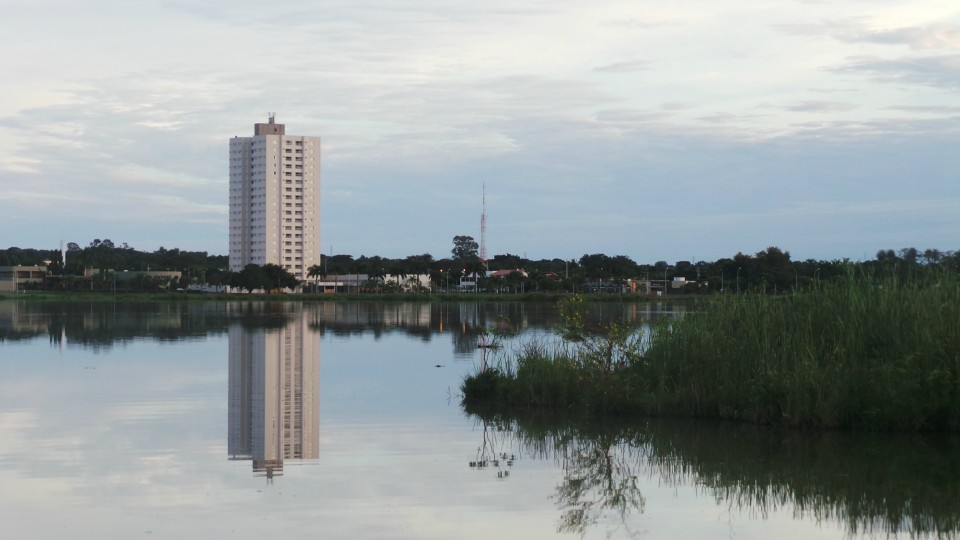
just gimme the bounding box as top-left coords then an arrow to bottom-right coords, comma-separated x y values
462,267 -> 960,432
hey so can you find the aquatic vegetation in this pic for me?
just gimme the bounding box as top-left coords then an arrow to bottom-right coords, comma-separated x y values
462,269 -> 960,430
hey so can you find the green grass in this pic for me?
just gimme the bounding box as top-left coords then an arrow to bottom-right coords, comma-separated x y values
463,269 -> 960,431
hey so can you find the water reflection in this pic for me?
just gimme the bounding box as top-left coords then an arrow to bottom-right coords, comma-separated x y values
466,411 -> 960,539
0,299 -> 687,356
227,306 -> 320,478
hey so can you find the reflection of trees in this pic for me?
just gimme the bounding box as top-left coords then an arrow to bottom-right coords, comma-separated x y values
463,409 -> 960,539
465,411 -> 648,537
1,300 -> 680,357
467,417 -> 517,480
0,301 -> 234,349
553,431 -> 646,538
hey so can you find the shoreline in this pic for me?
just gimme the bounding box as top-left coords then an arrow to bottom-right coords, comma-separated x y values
0,291 -> 703,303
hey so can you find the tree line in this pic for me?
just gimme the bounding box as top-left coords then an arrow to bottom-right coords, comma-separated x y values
2,237 -> 957,294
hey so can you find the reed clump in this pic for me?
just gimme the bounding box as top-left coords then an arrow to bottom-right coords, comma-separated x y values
462,269 -> 960,431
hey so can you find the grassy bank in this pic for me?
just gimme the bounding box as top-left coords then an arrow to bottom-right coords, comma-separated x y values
462,269 -> 960,431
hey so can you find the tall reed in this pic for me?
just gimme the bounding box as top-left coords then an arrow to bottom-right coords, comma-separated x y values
642,267 -> 960,429
462,268 -> 960,430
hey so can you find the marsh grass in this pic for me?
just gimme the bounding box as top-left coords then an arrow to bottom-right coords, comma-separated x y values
462,268 -> 960,430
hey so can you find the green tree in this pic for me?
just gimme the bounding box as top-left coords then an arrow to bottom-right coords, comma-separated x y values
307,264 -> 325,291
263,264 -> 299,291
325,254 -> 355,275
452,235 -> 480,262
368,266 -> 386,292
236,264 -> 271,293
404,254 -> 434,276
490,253 -> 523,270
388,262 -> 407,290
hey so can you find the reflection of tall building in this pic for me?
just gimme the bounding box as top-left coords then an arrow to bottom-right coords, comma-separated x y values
228,316 -> 319,478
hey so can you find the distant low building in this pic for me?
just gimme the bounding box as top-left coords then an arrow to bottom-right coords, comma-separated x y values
583,280 -> 628,294
313,274 -> 369,294
629,276 -> 702,296
114,270 -> 181,281
486,269 -> 527,279
0,266 -> 47,293
82,268 -> 182,288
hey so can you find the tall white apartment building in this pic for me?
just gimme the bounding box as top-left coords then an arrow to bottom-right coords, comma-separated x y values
229,115 -> 320,280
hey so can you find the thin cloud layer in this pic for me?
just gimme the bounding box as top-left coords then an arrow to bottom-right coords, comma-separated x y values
0,0 -> 957,261
836,54 -> 960,89
777,20 -> 960,50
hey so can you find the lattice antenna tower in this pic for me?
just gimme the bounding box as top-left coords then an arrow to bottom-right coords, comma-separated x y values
479,183 -> 488,268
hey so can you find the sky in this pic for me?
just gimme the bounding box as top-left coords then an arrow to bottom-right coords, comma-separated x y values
1,0 -> 958,264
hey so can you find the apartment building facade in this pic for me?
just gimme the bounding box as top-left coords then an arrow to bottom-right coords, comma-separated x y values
229,115 -> 321,280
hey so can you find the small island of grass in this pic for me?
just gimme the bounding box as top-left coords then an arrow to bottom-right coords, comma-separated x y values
462,269 -> 960,431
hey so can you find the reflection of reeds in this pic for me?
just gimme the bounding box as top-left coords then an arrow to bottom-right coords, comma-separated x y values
463,268 -> 960,430
645,421 -> 960,538
464,411 -> 960,539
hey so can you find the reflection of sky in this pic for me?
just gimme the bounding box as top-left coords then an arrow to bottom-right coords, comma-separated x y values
0,314 -> 902,539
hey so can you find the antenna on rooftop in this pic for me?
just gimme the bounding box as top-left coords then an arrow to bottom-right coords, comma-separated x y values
480,183 -> 488,269
268,112 -> 276,124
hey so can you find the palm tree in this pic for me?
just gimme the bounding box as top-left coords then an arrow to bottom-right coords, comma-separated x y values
307,264 -> 325,292
389,263 -> 407,291
368,267 -> 386,292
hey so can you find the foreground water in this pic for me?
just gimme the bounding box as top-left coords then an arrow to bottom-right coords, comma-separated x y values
0,300 -> 956,539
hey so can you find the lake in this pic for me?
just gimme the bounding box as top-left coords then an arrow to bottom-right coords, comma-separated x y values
0,300 -> 957,539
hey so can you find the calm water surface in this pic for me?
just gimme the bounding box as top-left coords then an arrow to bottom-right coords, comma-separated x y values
0,300 -> 956,539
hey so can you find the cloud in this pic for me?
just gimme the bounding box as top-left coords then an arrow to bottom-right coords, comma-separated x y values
594,109 -> 671,123
776,20 -> 960,50
660,102 -> 695,111
863,25 -> 960,50
835,54 -> 960,89
592,60 -> 653,73
887,104 -> 960,114
695,112 -> 773,126
784,100 -> 858,113
600,17 -> 682,29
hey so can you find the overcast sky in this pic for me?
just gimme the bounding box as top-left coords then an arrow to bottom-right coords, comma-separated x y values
1,0 -> 957,263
